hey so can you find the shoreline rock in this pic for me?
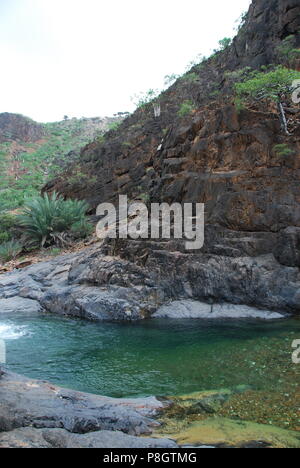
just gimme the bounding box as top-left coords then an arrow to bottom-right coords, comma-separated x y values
153,300 -> 285,320
0,427 -> 177,449
0,370 -> 171,436
1,370 -> 298,448
0,369 -> 178,448
0,246 -> 297,322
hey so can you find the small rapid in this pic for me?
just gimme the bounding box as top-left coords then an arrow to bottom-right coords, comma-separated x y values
0,323 -> 29,340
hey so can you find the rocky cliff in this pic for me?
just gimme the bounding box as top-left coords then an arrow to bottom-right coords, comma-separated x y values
40,0 -> 300,314
0,113 -> 45,143
45,0 -> 300,204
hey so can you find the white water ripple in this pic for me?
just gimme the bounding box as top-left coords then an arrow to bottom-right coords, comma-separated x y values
0,323 -> 29,340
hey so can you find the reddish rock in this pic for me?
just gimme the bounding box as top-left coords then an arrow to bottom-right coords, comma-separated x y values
42,0 -> 300,312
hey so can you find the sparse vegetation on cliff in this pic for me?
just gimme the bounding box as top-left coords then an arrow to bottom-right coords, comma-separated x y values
235,66 -> 300,102
177,100 -> 195,117
235,66 -> 300,133
276,35 -> 300,64
215,37 -> 232,51
131,89 -> 160,109
273,143 -> 294,157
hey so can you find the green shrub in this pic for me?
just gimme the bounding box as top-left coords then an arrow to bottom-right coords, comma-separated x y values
177,100 -> 195,117
235,67 -> 300,133
138,193 -> 150,204
0,212 -> 16,245
18,192 -> 90,246
96,135 -> 106,144
183,72 -> 199,83
0,232 -> 11,244
216,37 -> 232,52
234,97 -> 247,112
131,89 -> 160,109
108,121 -> 121,131
235,66 -> 300,103
0,212 -> 16,230
68,170 -> 94,185
0,240 -> 22,263
164,74 -> 180,87
235,11 -> 248,32
70,219 -> 94,239
225,67 -> 253,82
276,36 -> 300,62
273,144 -> 294,157
48,248 -> 62,256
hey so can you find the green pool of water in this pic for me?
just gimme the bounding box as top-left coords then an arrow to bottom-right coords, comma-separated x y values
1,312 -> 299,399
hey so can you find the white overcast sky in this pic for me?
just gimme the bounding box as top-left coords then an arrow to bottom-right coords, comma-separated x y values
0,0 -> 251,122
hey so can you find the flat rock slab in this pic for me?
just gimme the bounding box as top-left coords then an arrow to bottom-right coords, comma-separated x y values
0,427 -> 177,448
153,300 -> 212,318
153,300 -> 284,320
0,371 -> 169,436
0,297 -> 42,314
160,417 -> 300,449
211,303 -> 284,319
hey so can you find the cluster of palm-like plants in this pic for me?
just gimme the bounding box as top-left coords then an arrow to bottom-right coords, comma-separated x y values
18,192 -> 92,247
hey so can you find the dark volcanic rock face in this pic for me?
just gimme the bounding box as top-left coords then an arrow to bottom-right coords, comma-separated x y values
227,0 -> 300,69
44,0 -> 300,203
0,113 -> 45,143
69,240 -> 299,314
41,0 -> 300,314
0,241 -> 294,316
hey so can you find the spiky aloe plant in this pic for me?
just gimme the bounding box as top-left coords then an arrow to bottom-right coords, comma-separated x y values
18,192 -> 89,246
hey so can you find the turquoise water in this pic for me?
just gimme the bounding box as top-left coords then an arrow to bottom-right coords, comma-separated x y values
1,311 -> 299,398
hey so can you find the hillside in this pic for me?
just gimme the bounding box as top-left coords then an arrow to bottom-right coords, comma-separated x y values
42,0 -> 300,313
0,113 -> 125,210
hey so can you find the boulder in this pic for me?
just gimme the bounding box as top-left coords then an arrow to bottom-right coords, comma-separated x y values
0,297 -> 42,314
40,285 -> 144,321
